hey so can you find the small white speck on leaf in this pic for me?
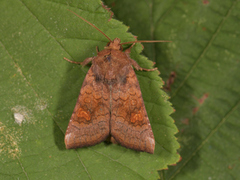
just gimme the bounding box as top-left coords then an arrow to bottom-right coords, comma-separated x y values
14,113 -> 25,125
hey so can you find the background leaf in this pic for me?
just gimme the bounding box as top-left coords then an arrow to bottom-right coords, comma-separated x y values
104,0 -> 240,179
0,0 -> 179,179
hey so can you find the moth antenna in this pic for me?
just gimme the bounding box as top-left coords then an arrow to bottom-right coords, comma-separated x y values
120,40 -> 172,45
67,9 -> 112,42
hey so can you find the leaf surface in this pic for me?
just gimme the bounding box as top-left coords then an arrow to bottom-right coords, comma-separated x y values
104,0 -> 240,179
0,0 -> 179,179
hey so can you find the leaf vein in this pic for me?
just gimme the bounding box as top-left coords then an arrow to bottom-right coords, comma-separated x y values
92,150 -> 146,180
171,0 -> 238,98
169,97 -> 240,179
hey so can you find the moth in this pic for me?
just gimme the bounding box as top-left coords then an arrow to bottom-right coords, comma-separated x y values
64,10 -> 170,154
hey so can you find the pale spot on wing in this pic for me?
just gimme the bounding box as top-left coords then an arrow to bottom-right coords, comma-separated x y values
147,137 -> 155,146
65,133 -> 72,143
145,137 -> 155,153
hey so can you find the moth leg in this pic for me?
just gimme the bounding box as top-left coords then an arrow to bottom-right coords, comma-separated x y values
124,42 -> 136,55
81,57 -> 94,66
64,57 -> 94,66
124,43 -> 157,71
64,57 -> 81,64
124,53 -> 157,72
129,58 -> 157,71
96,46 -> 99,53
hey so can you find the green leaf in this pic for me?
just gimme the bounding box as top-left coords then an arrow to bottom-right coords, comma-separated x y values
104,0 -> 240,179
0,0 -> 179,180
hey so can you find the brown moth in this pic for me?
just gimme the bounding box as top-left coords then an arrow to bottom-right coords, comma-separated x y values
64,10 -> 170,154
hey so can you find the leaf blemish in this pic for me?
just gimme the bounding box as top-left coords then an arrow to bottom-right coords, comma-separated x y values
13,113 -> 25,125
0,122 -> 22,159
34,98 -> 48,111
11,105 -> 34,125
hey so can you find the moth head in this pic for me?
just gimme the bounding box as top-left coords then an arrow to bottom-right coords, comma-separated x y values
106,38 -> 123,51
